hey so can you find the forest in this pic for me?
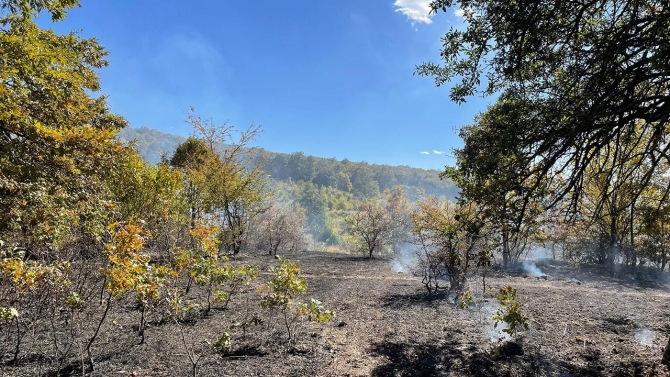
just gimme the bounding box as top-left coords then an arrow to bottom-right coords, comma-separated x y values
119,126 -> 459,201
119,126 -> 458,251
1,0 -> 670,376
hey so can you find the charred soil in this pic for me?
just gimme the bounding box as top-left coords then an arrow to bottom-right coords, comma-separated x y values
3,252 -> 670,377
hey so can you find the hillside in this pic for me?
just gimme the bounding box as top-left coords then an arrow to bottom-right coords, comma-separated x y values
117,127 -> 187,165
118,126 -> 458,201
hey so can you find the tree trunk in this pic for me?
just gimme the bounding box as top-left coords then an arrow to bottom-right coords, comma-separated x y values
551,242 -> 556,261
501,200 -> 510,268
609,219 -> 617,267
629,204 -> 635,266
662,221 -> 667,272
662,247 -> 667,272
663,336 -> 670,367
502,230 -> 510,268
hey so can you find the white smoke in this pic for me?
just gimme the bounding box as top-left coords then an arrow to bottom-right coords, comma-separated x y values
521,261 -> 546,277
634,328 -> 656,347
391,244 -> 417,273
391,259 -> 407,273
526,247 -> 551,260
481,302 -> 510,343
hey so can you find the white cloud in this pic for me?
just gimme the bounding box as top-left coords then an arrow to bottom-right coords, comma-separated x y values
394,0 -> 433,24
454,7 -> 479,22
420,151 -> 430,155
433,150 -> 446,155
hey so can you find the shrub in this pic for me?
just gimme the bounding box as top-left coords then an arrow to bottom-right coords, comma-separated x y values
410,197 -> 493,293
259,256 -> 335,345
492,286 -> 529,342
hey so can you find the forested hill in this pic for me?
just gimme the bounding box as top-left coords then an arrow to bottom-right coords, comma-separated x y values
119,127 -> 458,201
118,127 -> 186,164
255,151 -> 457,200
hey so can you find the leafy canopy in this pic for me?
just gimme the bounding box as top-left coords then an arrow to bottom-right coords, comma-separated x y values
0,0 -> 128,245
420,0 -> 670,215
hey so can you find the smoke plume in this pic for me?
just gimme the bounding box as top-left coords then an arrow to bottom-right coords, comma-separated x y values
521,261 -> 546,277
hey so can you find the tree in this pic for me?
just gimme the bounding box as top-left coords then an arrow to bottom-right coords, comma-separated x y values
101,222 -> 172,345
0,0 -> 128,248
410,196 -> 493,292
351,165 -> 380,198
444,101 -> 547,267
419,0 -> 670,217
297,181 -> 329,241
259,256 -> 335,345
422,0 -> 670,359
383,186 -> 411,255
346,201 -> 392,258
112,153 -> 187,252
638,170 -> 670,271
578,143 -> 644,265
169,110 -> 268,254
249,200 -> 307,256
639,204 -> 670,271
541,125 -> 655,265
334,171 -> 353,192
170,137 -> 213,231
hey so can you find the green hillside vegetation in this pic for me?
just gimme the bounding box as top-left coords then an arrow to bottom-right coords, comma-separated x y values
119,127 -> 458,245
119,127 -> 457,202
256,150 -> 457,201
118,127 -> 186,164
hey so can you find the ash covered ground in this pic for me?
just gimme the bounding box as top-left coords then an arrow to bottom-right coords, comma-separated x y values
5,252 -> 670,377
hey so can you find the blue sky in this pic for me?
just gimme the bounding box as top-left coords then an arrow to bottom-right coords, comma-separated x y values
47,0 -> 491,170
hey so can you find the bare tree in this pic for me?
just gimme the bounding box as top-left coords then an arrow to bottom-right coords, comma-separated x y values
249,201 -> 307,256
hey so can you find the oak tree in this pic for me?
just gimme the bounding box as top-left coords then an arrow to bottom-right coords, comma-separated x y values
0,0 -> 127,248
420,0 -> 670,217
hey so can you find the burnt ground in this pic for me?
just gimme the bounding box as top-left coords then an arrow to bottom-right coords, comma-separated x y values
3,252 -> 670,377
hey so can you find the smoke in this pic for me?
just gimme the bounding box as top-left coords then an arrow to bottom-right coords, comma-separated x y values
525,247 -> 551,260
481,302 -> 510,343
391,259 -> 407,273
634,328 -> 656,347
391,243 -> 417,273
460,295 -> 510,343
521,261 -> 546,277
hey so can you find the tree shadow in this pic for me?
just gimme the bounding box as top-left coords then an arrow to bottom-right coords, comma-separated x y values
43,361 -> 92,377
552,347 -> 608,377
288,251 -> 396,263
380,290 -> 447,310
370,337 -> 463,377
367,333 -> 639,377
600,316 -> 638,336
368,336 -> 511,377
561,264 -> 670,290
221,344 -> 268,358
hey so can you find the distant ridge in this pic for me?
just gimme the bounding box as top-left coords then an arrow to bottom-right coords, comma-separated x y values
118,127 -> 187,164
118,126 -> 458,201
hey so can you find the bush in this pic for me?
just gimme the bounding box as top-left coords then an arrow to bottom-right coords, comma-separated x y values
259,256 -> 335,345
492,286 -> 529,342
410,197 -> 494,293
